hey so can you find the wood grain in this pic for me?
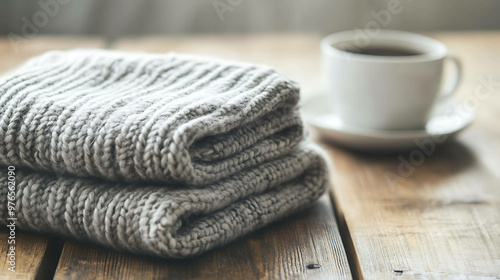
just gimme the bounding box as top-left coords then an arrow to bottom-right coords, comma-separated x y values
321,32 -> 500,279
0,230 -> 62,280
53,195 -> 352,280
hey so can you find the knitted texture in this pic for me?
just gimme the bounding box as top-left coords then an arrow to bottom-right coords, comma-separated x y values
0,145 -> 327,258
0,50 -> 329,258
0,49 -> 303,185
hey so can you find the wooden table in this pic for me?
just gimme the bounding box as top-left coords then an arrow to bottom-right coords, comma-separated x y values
0,32 -> 499,280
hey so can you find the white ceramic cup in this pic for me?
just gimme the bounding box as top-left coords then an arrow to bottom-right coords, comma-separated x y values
321,30 -> 462,130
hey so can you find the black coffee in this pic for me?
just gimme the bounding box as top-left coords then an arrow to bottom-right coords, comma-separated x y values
342,46 -> 422,57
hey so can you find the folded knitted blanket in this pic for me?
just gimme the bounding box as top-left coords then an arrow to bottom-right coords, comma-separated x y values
0,50 -> 328,258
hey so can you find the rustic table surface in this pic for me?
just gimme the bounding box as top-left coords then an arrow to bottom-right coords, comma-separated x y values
0,32 -> 499,280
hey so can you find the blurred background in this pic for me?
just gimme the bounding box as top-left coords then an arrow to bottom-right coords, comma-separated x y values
1,0 -> 499,98
1,0 -> 500,41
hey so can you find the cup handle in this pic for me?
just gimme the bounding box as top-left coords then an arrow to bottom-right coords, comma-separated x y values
438,54 -> 462,102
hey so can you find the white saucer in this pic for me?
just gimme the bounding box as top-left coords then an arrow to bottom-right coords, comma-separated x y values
301,93 -> 475,152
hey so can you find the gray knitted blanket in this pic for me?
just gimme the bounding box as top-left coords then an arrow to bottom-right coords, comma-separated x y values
0,50 -> 328,258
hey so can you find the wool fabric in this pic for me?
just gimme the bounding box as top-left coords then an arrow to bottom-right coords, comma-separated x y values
0,50 -> 328,258
0,145 -> 327,258
0,49 -> 303,185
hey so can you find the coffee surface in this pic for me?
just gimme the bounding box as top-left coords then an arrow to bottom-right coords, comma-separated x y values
342,46 -> 422,56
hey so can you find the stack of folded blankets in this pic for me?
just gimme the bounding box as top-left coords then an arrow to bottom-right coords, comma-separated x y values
0,50 -> 328,258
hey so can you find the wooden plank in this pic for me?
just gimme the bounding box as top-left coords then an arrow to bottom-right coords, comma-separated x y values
320,32 -> 500,279
54,195 -> 352,280
0,37 -> 105,280
0,230 -> 63,280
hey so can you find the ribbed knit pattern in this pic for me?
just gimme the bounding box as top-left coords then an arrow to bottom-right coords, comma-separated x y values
0,50 -> 302,185
0,50 -> 328,258
0,146 -> 327,258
